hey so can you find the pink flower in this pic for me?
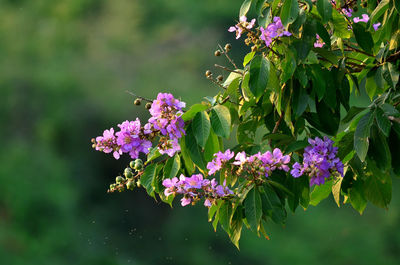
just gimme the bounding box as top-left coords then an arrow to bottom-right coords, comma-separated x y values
373,22 -> 381,31
353,14 -> 369,23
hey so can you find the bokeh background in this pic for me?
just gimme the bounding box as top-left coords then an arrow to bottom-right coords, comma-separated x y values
1,0 -> 400,264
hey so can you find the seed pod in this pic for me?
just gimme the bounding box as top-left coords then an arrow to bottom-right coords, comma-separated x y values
217,75 -> 223,82
124,168 -> 133,178
224,43 -> 231,51
116,176 -> 124,184
214,50 -> 221,56
145,102 -> 152,109
136,179 -> 141,188
134,98 -> 141,105
205,70 -> 212,77
126,180 -> 136,190
129,160 -> 135,169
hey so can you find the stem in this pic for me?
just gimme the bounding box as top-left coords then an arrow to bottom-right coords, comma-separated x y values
125,91 -> 153,103
218,44 -> 238,69
214,64 -> 243,75
344,44 -> 374,58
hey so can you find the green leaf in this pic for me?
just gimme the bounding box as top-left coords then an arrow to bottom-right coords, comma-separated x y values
146,147 -> 162,164
337,131 -> 355,160
292,85 -> 308,117
244,187 -> 262,232
375,107 -> 391,137
364,160 -> 392,209
368,126 -> 391,170
243,51 -> 255,67
192,111 -> 211,148
354,111 -> 374,162
239,0 -> 252,17
281,0 -> 299,26
317,0 -> 332,23
316,22 -> 331,49
219,201 -> 232,233
204,129 -> 221,162
332,177 -> 343,207
185,125 -> 206,170
342,106 -> 366,123
229,205 -> 243,249
310,180 -> 333,206
210,105 -> 231,138
249,55 -> 270,98
353,23 -> 374,54
310,64 -> 326,100
395,0 -> 400,14
382,63 -> 399,89
140,164 -> 157,198
369,0 -> 389,25
349,178 -> 367,214
179,137 -> 195,175
260,184 -> 286,224
365,70 -> 377,100
181,103 -> 208,122
163,154 -> 181,179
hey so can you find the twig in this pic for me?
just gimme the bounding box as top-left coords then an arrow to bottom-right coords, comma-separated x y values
208,77 -> 227,90
344,44 -> 374,58
214,64 -> 243,75
388,116 -> 400,124
125,91 -> 153,103
268,111 -> 285,146
218,44 -> 238,69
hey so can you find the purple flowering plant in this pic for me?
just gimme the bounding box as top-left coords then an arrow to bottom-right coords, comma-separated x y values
92,0 -> 400,248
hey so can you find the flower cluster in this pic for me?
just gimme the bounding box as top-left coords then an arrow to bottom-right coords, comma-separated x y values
331,0 -> 353,17
93,128 -> 121,159
260,17 -> 291,47
162,174 -> 233,207
291,137 -> 344,186
93,119 -> 152,160
115,119 -> 152,159
148,93 -> 186,156
207,148 -> 290,178
233,148 -> 291,177
207,150 -> 235,175
93,93 -> 186,160
228,16 -> 256,39
314,34 -> 325,48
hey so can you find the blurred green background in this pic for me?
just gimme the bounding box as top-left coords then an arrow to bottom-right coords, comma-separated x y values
1,0 -> 400,264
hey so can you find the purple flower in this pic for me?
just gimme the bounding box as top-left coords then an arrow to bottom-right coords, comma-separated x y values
260,17 -> 291,47
314,34 -> 325,48
373,22 -> 381,31
181,196 -> 192,206
183,174 -> 204,190
148,93 -> 186,155
290,136 -> 343,185
162,173 -> 234,208
228,16 -> 256,39
115,119 -> 152,159
353,14 -> 369,23
342,8 -> 353,17
207,149 -> 235,175
94,128 -> 122,159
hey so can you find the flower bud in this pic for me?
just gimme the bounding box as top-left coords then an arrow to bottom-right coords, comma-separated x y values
116,176 -> 124,184
214,50 -> 221,56
224,43 -> 231,52
129,160 -> 136,169
126,180 -> 136,190
205,70 -> 212,77
136,179 -> 141,187
124,167 -> 133,178
217,75 -> 223,82
134,98 -> 141,105
145,102 -> 152,109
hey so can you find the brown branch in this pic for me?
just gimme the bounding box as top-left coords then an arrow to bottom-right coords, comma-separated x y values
218,44 -> 238,69
214,64 -> 243,75
125,91 -> 153,103
344,44 -> 374,57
